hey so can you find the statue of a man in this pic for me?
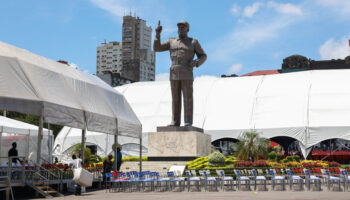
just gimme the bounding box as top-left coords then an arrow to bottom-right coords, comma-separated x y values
154,21 -> 207,126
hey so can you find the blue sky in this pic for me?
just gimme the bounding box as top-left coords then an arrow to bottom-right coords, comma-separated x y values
1,0 -> 350,80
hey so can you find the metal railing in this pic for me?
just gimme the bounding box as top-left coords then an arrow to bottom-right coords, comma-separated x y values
0,156 -> 26,185
0,156 -> 102,188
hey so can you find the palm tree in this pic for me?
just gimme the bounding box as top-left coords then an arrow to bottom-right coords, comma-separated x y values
236,131 -> 270,161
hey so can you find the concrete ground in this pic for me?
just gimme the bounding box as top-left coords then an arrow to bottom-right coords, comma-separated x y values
24,189 -> 350,200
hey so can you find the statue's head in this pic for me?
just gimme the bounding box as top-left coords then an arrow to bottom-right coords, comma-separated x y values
177,21 -> 189,38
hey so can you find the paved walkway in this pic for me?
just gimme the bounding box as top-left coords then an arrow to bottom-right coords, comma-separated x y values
26,190 -> 350,200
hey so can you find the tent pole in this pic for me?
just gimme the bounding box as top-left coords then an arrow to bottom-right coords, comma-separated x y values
139,137 -> 142,173
114,133 -> 118,170
0,126 -> 3,160
26,131 -> 30,161
81,129 -> 86,165
36,114 -> 44,165
48,123 -> 52,164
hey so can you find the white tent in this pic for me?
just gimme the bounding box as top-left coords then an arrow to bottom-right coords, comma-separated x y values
0,116 -> 53,162
0,41 -> 141,136
115,70 -> 350,157
0,41 -> 142,165
54,126 -> 146,162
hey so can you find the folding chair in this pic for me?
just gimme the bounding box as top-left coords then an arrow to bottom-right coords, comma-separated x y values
124,171 -> 140,192
252,169 -> 267,191
341,169 -> 350,192
202,170 -> 218,191
304,169 -> 321,191
218,170 -> 233,191
154,172 -> 170,192
186,170 -> 201,192
167,171 -> 185,192
286,169 -> 303,191
110,172 -> 128,192
234,170 -> 250,191
140,171 -> 156,192
325,169 -> 341,191
269,169 -> 285,191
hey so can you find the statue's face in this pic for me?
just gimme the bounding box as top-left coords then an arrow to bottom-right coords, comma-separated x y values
178,24 -> 188,38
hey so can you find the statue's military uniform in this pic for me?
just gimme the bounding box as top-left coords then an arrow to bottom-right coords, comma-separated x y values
154,32 -> 207,126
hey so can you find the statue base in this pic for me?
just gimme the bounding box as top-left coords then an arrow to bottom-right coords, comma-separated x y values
157,126 -> 203,133
148,126 -> 211,161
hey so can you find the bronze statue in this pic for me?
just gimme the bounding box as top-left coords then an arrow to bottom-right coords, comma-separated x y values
154,21 -> 207,126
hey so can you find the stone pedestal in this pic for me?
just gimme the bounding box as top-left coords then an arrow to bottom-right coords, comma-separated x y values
148,126 -> 211,161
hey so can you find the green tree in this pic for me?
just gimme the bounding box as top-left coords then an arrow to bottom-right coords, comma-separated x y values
236,131 -> 270,161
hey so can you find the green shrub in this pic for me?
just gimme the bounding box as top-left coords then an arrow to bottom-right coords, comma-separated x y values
89,154 -> 102,163
122,156 -> 148,162
208,152 -> 226,167
268,152 -> 276,161
292,155 -> 300,162
341,164 -> 349,168
275,153 -> 282,162
286,156 -> 294,162
268,151 -> 282,162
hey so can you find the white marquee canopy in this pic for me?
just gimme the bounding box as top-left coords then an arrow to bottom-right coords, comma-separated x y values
0,41 -> 141,137
0,41 -> 142,165
115,70 -> 350,157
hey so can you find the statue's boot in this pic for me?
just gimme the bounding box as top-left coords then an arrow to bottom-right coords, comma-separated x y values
168,121 -> 180,126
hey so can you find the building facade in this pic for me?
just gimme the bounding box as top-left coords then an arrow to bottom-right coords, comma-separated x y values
96,41 -> 122,75
121,15 -> 155,82
96,15 -> 155,85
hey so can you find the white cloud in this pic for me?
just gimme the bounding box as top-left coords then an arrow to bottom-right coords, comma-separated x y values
90,0 -> 128,18
155,73 -> 169,81
211,17 -> 294,61
90,0 -> 178,37
319,36 -> 350,60
230,4 -> 240,16
243,2 -> 263,18
267,1 -> 303,16
228,64 -> 243,74
316,0 -> 350,16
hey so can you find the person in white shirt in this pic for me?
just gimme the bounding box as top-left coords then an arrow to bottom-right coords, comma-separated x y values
68,154 -> 82,195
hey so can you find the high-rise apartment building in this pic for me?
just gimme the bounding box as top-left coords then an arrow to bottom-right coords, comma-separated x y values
96,15 -> 155,86
96,41 -> 122,75
121,15 -> 155,82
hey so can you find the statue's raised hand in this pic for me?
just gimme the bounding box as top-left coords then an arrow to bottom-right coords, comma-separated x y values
156,20 -> 162,35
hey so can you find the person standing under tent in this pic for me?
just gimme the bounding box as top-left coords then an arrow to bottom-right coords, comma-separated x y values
103,154 -> 114,186
116,147 -> 122,171
67,154 -> 82,196
8,142 -> 21,164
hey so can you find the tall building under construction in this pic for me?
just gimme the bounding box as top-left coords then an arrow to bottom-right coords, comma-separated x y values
96,15 -> 155,86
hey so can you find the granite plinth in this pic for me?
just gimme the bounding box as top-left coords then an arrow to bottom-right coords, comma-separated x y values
157,126 -> 203,133
148,130 -> 211,161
